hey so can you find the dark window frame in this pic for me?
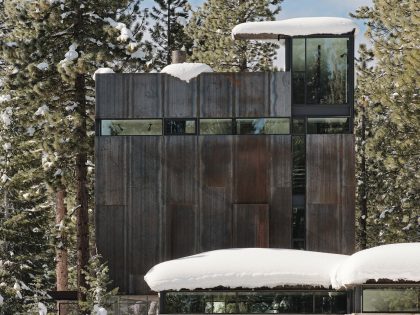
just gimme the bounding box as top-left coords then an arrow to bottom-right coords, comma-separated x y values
290,35 -> 354,108
163,118 -> 198,136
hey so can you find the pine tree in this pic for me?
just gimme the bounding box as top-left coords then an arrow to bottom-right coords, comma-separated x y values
352,0 -> 419,245
185,0 -> 282,72
1,0 -> 149,311
149,0 -> 192,70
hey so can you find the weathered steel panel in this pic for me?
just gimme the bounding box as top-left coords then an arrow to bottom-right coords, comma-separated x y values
130,74 -> 163,118
164,75 -> 197,117
199,73 -> 234,117
95,137 -> 127,206
306,134 -> 355,254
270,72 -> 291,117
268,135 -> 293,248
96,205 -> 127,292
199,136 -> 233,251
128,137 -> 163,294
95,74 -> 129,118
234,136 -> 268,204
232,204 -> 269,248
235,73 -> 270,117
164,136 -> 198,259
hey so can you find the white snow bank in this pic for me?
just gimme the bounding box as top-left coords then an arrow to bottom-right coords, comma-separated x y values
144,248 -> 348,291
334,243 -> 420,288
232,17 -> 359,39
93,68 -> 115,81
160,63 -> 213,83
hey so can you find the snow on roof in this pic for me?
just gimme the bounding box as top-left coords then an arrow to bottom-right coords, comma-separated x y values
232,17 -> 359,40
145,243 -> 420,292
160,63 -> 213,83
144,248 -> 348,292
93,67 -> 115,81
334,243 -> 420,288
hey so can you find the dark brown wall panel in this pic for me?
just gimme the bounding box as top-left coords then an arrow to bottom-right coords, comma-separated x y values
96,205 -> 126,292
235,73 -> 270,117
128,137 -> 162,294
268,136 -> 292,248
199,74 -> 234,117
233,204 -> 269,248
164,136 -> 198,259
164,75 -> 197,117
95,137 -> 127,206
234,136 -> 268,204
199,136 -> 233,251
306,135 -> 355,254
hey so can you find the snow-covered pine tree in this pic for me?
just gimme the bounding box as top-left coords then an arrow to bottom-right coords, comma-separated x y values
149,0 -> 192,70
185,0 -> 282,72
1,0 -> 149,310
352,0 -> 419,245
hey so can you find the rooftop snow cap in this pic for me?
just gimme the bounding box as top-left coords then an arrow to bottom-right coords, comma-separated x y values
232,17 -> 359,40
144,248 -> 348,292
333,242 -> 420,288
161,63 -> 213,83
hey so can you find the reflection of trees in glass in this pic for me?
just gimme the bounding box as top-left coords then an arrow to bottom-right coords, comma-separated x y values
236,119 -> 289,135
200,119 -> 233,135
292,136 -> 305,194
363,289 -> 420,312
306,38 -> 347,104
102,120 -> 162,136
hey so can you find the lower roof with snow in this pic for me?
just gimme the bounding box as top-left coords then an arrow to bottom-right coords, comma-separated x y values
232,17 -> 359,40
144,243 -> 420,292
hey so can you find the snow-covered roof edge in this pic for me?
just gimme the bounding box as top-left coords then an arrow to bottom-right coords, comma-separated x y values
232,17 -> 359,40
160,63 -> 213,83
144,243 -> 420,292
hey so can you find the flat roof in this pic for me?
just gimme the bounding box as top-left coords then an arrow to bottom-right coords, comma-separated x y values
232,17 -> 359,40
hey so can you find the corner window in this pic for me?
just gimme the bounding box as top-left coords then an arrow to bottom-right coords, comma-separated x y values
164,119 -> 197,135
307,117 -> 350,134
362,287 -> 420,313
100,119 -> 162,136
292,37 -> 349,105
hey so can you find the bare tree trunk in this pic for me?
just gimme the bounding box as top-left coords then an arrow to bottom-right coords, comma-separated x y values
75,73 -> 90,305
56,189 -> 69,315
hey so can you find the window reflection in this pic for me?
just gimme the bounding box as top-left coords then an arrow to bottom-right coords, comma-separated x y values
236,118 -> 289,135
363,288 -> 420,313
307,117 -> 350,134
200,119 -> 233,135
101,119 -> 162,136
164,119 -> 196,135
163,291 -> 348,314
292,37 -> 348,105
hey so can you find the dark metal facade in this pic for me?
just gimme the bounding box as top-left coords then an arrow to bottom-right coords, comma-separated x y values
95,55 -> 355,294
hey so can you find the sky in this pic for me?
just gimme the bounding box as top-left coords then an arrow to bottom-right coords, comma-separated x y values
143,0 -> 373,68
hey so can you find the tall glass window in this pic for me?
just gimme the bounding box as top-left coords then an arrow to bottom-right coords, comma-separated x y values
292,37 -> 349,105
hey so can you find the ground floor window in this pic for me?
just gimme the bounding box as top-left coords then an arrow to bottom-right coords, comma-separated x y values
162,291 -> 348,314
362,287 -> 420,313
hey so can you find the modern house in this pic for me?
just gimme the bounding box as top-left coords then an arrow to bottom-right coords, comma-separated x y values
93,17 -> 419,315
